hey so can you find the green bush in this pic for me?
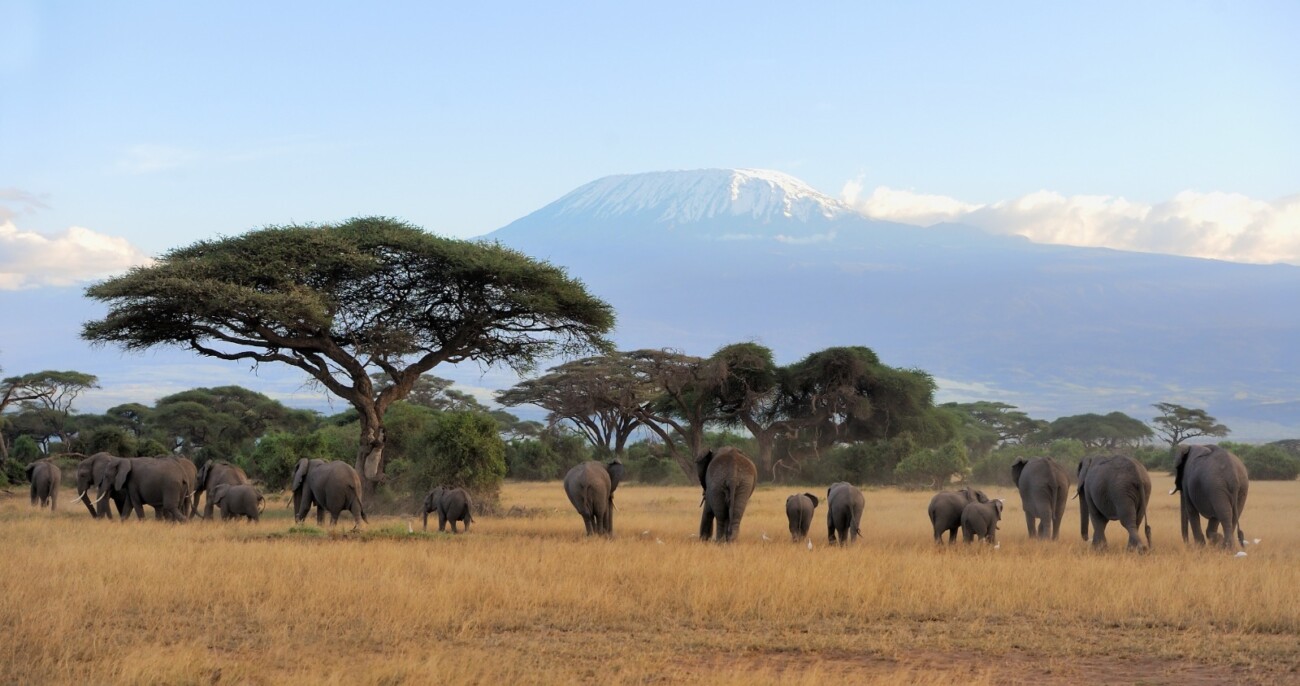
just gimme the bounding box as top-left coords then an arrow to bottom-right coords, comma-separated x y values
1235,445 -> 1300,481
894,440 -> 969,488
969,440 -> 1086,486
408,411 -> 507,504
505,430 -> 589,481
79,426 -> 138,457
248,431 -> 342,489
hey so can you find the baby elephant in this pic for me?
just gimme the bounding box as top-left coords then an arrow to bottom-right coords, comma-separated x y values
961,499 -> 1003,545
785,492 -> 820,542
211,484 -> 265,522
423,486 -> 474,533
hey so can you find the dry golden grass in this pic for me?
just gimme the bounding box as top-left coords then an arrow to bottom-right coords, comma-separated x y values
1,475 -> 1298,685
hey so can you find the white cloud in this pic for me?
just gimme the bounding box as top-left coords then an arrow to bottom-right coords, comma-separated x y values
0,220 -> 153,290
845,185 -> 1300,265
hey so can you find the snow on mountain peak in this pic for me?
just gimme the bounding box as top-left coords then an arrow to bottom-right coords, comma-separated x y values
545,168 -> 851,224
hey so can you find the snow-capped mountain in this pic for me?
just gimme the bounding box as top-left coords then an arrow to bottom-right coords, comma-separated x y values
486,169 -> 1300,440
492,168 -> 858,241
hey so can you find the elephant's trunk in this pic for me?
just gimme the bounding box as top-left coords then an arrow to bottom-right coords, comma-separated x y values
1079,489 -> 1089,542
1179,492 -> 1189,543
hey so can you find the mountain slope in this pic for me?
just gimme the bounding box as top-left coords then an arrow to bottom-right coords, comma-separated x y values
487,169 -> 1300,440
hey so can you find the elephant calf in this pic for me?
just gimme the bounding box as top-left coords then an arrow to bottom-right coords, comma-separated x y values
928,487 -> 989,544
423,486 -> 475,533
211,484 -> 264,522
961,499 -> 1003,545
785,492 -> 820,542
27,460 -> 62,511
826,482 -> 865,546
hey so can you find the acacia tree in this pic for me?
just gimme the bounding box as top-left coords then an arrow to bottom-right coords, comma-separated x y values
1151,402 -> 1229,447
1042,412 -> 1152,450
712,342 -> 792,478
941,401 -> 1046,458
82,217 -> 614,492
0,369 -> 98,458
496,353 -> 651,458
621,348 -> 732,478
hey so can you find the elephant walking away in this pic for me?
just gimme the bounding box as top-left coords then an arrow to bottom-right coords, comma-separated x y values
194,460 -> 250,519
27,459 -> 61,510
1172,444 -> 1249,551
75,452 -> 129,519
826,482 -> 865,546
1077,455 -> 1152,551
101,456 -> 192,522
291,459 -> 368,529
961,499 -> 1003,545
785,493 -> 820,542
563,460 -> 625,536
927,487 -> 989,543
423,486 -> 475,533
697,447 -> 756,543
211,484 -> 264,522
1011,457 -> 1070,540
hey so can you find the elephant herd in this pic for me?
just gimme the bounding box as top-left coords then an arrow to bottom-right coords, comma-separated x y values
560,444 -> 1253,554
22,444 -> 1252,554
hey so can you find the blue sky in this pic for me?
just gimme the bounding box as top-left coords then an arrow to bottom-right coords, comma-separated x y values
2,1 -> 1298,419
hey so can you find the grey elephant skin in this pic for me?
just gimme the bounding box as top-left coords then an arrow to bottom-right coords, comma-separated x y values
927,487 -> 989,543
195,461 -> 250,519
1172,444 -> 1249,551
211,483 -> 264,522
563,460 -> 624,536
100,455 -> 194,522
826,482 -> 865,545
1011,457 -> 1070,540
697,447 -> 756,543
423,486 -> 475,533
1077,455 -> 1152,551
961,499 -> 1003,544
785,492 -> 820,542
291,458 -> 368,529
26,459 -> 61,510
76,452 -> 128,519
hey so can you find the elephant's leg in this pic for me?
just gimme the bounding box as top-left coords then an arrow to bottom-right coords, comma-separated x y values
699,508 -> 715,541
329,509 -> 340,526
422,511 -> 429,531
439,512 -> 448,532
946,526 -> 958,544
30,481 -> 38,507
582,513 -> 595,536
462,516 -> 470,533
1089,510 -> 1108,549
204,496 -> 217,520
716,507 -> 732,543
316,506 -> 325,525
1188,510 -> 1206,545
1024,510 -> 1036,539
1036,515 -> 1051,539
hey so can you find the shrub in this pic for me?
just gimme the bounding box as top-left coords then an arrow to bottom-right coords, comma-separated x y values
409,411 -> 507,505
894,440 -> 969,488
1231,444 -> 1300,481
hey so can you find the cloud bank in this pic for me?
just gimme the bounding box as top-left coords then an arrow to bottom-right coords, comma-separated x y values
843,182 -> 1300,266
0,221 -> 153,290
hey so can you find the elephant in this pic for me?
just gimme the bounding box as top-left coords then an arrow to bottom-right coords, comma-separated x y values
422,486 -> 475,533
26,459 -> 61,510
961,499 -> 1003,545
563,459 -> 624,536
76,452 -> 129,519
194,460 -> 250,519
1171,444 -> 1249,551
100,455 -> 193,522
210,483 -> 264,522
291,458 -> 368,529
1011,457 -> 1070,540
826,482 -> 865,546
697,447 -> 756,543
785,492 -> 820,542
1076,455 -> 1152,551
927,487 -> 989,543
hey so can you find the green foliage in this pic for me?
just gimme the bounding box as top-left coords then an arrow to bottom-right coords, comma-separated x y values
1150,402 -> 1229,446
620,440 -> 691,485
11,435 -> 41,463
80,425 -> 138,457
894,440 -> 970,488
1220,442 -> 1300,481
505,429 -> 590,481
941,402 -> 1047,458
406,411 -> 506,502
1039,412 -> 1153,449
248,431 -> 340,490
969,440 -> 1086,486
1132,445 -> 1176,473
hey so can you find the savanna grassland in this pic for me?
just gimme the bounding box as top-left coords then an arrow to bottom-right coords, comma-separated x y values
2,476 -> 1298,685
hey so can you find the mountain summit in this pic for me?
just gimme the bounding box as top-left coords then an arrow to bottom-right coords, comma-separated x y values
493,168 -> 855,240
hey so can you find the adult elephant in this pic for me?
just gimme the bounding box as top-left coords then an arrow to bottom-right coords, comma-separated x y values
562,459 -> 624,536
194,460 -> 251,519
1076,455 -> 1152,551
173,455 -> 198,518
423,486 -> 476,533
75,452 -> 128,519
291,459 -> 367,529
1171,444 -> 1249,551
100,455 -> 193,522
1011,457 -> 1070,540
927,487 -> 989,544
26,459 -> 61,510
827,482 -> 865,546
697,447 -> 756,543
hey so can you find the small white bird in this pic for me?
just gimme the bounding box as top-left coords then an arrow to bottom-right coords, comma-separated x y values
1254,538 -> 1262,545
760,531 -> 771,542
806,539 -> 813,551
406,521 -> 413,534
656,538 -> 664,545
1235,551 -> 1249,558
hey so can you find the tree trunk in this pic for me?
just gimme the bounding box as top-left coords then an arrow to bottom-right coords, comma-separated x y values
355,407 -> 386,499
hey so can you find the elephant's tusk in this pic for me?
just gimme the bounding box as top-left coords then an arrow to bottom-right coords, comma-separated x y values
76,489 -> 88,501
94,490 -> 109,505
1168,488 -> 1176,495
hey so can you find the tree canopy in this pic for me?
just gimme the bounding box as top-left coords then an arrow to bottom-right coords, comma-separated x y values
1150,402 -> 1229,446
1042,411 -> 1153,449
82,217 -> 614,490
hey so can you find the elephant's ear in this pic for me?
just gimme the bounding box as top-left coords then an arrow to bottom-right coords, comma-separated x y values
25,463 -> 36,478
806,493 -> 819,509
606,460 -> 625,494
290,458 -> 310,493
1074,459 -> 1088,499
994,499 -> 1004,517
974,489 -> 989,504
1010,458 -> 1027,487
695,451 -> 713,490
196,462 -> 209,489
114,460 -> 133,491
211,484 -> 227,506
1172,446 -> 1191,494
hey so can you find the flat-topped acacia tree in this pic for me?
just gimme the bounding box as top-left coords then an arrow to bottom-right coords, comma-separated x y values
82,217 -> 615,492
